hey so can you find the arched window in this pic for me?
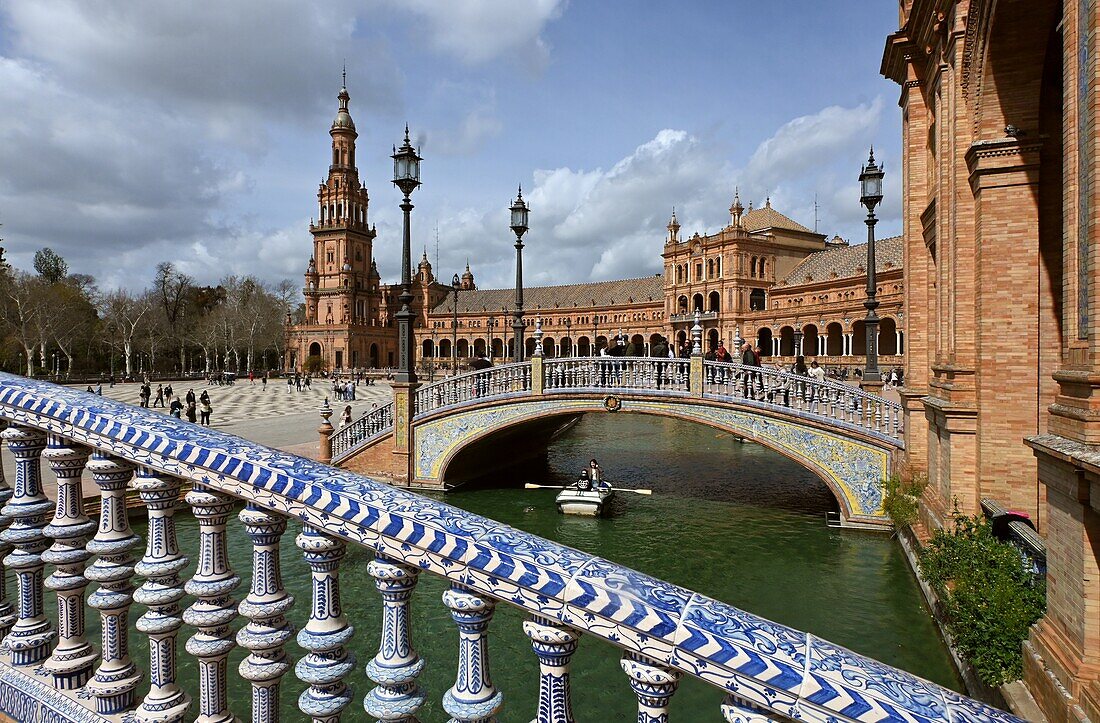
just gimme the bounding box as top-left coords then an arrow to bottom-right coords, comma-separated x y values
677,295 -> 688,313
692,293 -> 704,312
708,291 -> 720,312
707,259 -> 715,278
750,257 -> 758,278
716,257 -> 722,277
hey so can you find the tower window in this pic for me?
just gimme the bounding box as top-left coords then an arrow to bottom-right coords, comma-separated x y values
326,251 -> 334,264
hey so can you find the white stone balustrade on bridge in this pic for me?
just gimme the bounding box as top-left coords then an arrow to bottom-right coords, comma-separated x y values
0,372 -> 1017,723
334,358 -> 903,466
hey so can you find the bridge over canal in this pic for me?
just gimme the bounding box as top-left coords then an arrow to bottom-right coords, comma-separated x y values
330,357 -> 904,527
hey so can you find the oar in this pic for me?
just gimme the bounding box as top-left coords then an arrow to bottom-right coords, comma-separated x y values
523,482 -> 653,495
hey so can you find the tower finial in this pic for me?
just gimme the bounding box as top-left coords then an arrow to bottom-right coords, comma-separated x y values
342,61 -> 346,88
868,145 -> 875,164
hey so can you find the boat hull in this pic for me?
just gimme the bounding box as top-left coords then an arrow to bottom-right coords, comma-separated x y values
555,488 -> 613,516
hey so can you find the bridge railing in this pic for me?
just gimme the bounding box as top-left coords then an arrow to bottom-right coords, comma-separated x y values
330,400 -> 393,458
703,360 -> 904,440
0,374 -> 1020,723
330,356 -> 904,462
544,356 -> 691,394
413,361 -> 532,416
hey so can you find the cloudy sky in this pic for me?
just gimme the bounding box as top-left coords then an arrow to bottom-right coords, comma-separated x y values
0,1 -> 901,293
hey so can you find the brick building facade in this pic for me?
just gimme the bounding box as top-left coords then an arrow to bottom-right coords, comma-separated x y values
883,1 -> 1099,720
287,89 -> 905,378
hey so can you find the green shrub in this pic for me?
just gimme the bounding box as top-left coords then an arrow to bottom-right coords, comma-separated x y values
882,472 -> 927,530
919,515 -> 1046,686
303,355 -> 326,374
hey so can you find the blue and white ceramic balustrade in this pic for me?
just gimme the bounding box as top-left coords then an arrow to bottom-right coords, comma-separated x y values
0,373 -> 1027,723
41,437 -> 97,690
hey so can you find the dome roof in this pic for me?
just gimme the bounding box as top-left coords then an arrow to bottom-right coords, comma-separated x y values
331,86 -> 355,131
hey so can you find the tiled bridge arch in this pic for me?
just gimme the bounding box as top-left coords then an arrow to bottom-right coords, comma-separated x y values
333,358 -> 903,527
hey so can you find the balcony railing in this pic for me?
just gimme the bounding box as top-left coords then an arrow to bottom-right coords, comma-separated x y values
0,373 -> 1020,723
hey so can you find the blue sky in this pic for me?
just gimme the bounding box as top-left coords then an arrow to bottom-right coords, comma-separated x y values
0,1 -> 902,292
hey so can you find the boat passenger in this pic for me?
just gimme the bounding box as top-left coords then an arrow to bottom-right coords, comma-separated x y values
589,458 -> 602,483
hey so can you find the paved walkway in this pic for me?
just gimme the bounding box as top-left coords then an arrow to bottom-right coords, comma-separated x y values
85,379 -> 392,428
1,378 -> 393,507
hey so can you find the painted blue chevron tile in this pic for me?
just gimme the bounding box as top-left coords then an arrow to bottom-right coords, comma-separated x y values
806,635 -> 949,722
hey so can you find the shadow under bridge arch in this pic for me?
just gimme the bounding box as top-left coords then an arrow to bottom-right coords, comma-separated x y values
412,396 -> 895,526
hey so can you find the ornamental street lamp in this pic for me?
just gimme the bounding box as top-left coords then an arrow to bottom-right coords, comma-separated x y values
793,323 -> 804,357
452,273 -> 461,374
487,315 -> 497,359
392,126 -> 422,384
563,318 -> 572,356
859,147 -> 885,384
510,187 -> 529,362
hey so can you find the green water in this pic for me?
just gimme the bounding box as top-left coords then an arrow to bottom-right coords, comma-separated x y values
58,414 -> 959,721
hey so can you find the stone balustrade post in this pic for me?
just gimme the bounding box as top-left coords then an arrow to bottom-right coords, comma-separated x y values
133,467 -> 190,723
531,356 -> 544,396
523,615 -> 578,723
41,436 -> 97,689
0,422 -> 15,643
720,693 -> 779,722
237,505 -> 294,723
0,424 -> 55,666
184,486 -> 241,723
318,399 -> 334,464
620,652 -> 681,723
442,584 -> 503,723
364,554 -> 425,722
295,525 -> 355,723
84,451 -> 143,714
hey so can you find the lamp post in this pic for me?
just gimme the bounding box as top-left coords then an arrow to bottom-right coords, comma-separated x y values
563,318 -> 572,357
430,329 -> 437,382
793,323 -> 804,357
487,315 -> 497,359
392,126 -> 422,384
510,187 -> 529,362
451,273 -> 461,374
858,147 -> 884,386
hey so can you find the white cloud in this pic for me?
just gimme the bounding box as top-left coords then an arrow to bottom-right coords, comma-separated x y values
387,0 -> 566,67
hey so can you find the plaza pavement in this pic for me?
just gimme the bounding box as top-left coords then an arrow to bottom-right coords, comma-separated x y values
1,377 -> 393,506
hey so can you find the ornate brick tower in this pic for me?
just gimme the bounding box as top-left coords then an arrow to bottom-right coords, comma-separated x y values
287,81 -> 396,371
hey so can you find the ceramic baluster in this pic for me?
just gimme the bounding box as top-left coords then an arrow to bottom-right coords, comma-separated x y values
0,421 -> 15,642
84,452 -> 143,713
0,425 -> 55,665
720,694 -> 779,722
620,652 -> 681,723
295,525 -> 355,723
237,505 -> 294,723
442,584 -> 502,723
523,615 -> 578,723
364,554 -> 425,722
133,467 -> 190,723
41,436 -> 97,689
184,486 -> 240,723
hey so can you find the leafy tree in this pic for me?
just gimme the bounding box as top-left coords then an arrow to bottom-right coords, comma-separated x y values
100,289 -> 152,378
33,247 -> 69,284
153,262 -> 193,372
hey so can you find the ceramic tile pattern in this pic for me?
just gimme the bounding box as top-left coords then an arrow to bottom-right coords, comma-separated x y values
0,373 -> 1023,722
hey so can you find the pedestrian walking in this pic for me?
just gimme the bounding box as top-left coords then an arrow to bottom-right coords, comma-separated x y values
165,384 -> 174,406
199,390 -> 212,426
153,384 -> 164,408
262,372 -> 268,391
186,388 -> 196,406
341,404 -> 352,427
170,398 -> 183,418
288,376 -> 293,394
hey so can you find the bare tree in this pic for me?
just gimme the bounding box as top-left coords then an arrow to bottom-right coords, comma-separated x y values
100,290 -> 152,378
3,273 -> 46,376
153,262 -> 192,372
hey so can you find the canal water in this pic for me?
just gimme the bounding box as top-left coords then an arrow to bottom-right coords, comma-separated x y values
65,413 -> 960,721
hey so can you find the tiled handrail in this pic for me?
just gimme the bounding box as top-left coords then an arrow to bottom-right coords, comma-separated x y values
0,373 -> 1019,722
703,360 -> 904,442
